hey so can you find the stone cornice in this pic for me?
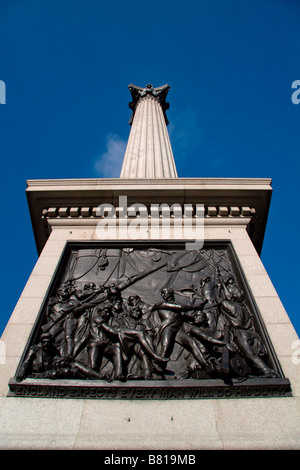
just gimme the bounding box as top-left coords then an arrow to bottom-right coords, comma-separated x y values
26,177 -> 272,189
26,177 -> 272,256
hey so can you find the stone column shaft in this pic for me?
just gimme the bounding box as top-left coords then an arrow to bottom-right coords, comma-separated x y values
120,84 -> 178,179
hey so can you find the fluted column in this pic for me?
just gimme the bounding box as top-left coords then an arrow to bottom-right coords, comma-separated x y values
120,84 -> 178,178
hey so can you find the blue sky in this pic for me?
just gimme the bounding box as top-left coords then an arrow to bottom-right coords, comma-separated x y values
0,0 -> 299,339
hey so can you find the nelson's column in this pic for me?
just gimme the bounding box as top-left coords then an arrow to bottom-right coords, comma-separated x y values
0,83 -> 299,450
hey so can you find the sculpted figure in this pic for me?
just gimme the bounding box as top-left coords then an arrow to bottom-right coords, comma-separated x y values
88,299 -> 166,381
16,331 -> 110,382
154,288 -> 211,374
217,278 -> 278,377
42,282 -> 96,358
183,310 -> 231,352
45,357 -> 112,381
16,333 -> 60,381
87,304 -> 125,381
107,299 -> 168,366
121,304 -> 160,379
127,294 -> 154,319
44,284 -> 79,331
198,276 -> 223,339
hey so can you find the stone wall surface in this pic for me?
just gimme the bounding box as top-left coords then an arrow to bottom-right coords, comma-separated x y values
0,224 -> 299,450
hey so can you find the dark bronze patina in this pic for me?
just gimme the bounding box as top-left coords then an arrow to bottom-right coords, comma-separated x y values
9,242 -> 291,399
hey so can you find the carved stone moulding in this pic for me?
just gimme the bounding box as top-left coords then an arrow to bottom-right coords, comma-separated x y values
9,241 -> 291,400
41,205 -> 256,219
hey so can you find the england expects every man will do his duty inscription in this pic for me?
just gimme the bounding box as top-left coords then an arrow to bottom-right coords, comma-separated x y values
9,242 -> 291,399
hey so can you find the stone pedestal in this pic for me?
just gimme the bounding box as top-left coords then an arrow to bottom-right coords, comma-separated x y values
0,177 -> 299,449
